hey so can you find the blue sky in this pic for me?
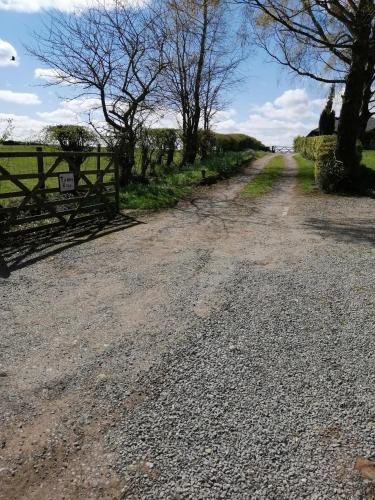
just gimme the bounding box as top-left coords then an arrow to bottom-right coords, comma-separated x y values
0,0 -> 332,146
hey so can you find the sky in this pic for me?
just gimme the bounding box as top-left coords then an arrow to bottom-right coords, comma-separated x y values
0,0 -> 335,146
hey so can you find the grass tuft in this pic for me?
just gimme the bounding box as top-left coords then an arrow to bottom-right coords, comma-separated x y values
242,155 -> 283,197
294,153 -> 316,193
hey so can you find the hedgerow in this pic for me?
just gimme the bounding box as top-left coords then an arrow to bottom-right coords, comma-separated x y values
294,135 -> 345,192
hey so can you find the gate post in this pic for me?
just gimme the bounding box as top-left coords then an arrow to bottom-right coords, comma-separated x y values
114,153 -> 120,213
36,147 -> 45,212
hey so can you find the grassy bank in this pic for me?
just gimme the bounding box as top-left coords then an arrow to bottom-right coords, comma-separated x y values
293,150 -> 375,194
120,150 -> 262,210
242,155 -> 284,198
362,150 -> 375,172
293,153 -> 315,193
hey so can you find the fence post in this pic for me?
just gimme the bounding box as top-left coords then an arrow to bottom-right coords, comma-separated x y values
36,147 -> 45,212
114,153 -> 120,213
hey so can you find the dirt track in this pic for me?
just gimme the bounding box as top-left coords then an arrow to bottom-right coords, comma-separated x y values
1,154 -> 375,499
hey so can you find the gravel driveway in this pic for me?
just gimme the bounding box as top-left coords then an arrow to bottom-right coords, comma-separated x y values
1,154 -> 375,499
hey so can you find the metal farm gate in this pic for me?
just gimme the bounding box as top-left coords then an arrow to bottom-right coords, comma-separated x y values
271,146 -> 294,153
0,147 -> 119,240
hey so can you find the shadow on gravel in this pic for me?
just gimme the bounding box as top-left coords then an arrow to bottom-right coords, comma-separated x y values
305,217 -> 375,245
0,213 -> 142,278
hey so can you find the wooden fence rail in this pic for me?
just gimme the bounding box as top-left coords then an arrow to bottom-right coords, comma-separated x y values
0,147 -> 120,239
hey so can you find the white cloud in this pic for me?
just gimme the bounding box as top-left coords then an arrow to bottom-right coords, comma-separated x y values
0,89 -> 41,105
62,97 -> 101,113
274,88 -> 307,108
214,88 -> 328,146
34,67 -> 80,85
35,68 -> 62,82
36,108 -> 80,123
0,39 -> 18,66
0,0 -> 141,13
0,0 -> 89,12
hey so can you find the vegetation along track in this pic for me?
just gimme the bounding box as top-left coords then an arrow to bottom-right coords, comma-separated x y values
1,154 -> 375,499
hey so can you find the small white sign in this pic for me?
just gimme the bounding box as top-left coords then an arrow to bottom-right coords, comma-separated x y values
59,172 -> 75,193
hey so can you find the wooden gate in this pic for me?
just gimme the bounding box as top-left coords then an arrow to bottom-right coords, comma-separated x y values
0,148 -> 119,239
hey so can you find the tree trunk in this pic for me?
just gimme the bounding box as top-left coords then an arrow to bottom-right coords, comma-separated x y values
336,24 -> 371,180
118,133 -> 136,186
166,145 -> 175,166
181,129 -> 198,165
140,145 -> 149,181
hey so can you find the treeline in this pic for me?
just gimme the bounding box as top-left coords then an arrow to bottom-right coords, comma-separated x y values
29,0 -> 247,186
213,133 -> 268,153
41,124 -> 266,182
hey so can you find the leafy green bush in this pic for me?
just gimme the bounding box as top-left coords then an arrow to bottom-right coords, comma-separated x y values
315,149 -> 345,192
294,135 -> 343,192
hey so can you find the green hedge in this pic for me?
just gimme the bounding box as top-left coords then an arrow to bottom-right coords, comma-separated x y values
294,135 -> 344,192
214,133 -> 268,152
293,135 -> 336,161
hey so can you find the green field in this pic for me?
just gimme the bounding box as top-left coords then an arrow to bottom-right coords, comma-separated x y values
0,144 -> 111,203
361,150 -> 375,172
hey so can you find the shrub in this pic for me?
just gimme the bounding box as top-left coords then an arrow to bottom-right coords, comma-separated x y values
315,148 -> 345,192
294,135 -> 341,192
294,134 -> 364,192
293,135 -> 336,161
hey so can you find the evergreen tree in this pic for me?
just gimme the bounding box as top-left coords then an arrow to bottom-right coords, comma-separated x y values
319,85 -> 336,135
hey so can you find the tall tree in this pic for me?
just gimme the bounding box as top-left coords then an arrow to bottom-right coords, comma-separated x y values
163,0 -> 209,165
319,85 -> 336,135
163,0 -> 240,165
30,0 -> 168,186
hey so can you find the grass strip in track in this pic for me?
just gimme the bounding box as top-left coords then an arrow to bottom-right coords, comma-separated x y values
243,155 -> 284,197
293,153 -> 316,193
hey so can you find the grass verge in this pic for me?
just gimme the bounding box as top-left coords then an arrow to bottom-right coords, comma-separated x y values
242,155 -> 284,198
120,150 -> 263,210
293,153 -> 316,193
362,150 -> 375,173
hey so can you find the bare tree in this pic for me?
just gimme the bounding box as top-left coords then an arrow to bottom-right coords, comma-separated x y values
0,118 -> 14,143
30,0 -> 168,185
163,0 -> 241,165
244,0 -> 375,181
